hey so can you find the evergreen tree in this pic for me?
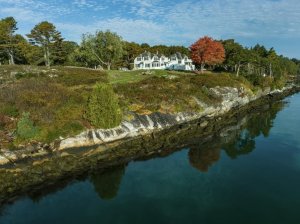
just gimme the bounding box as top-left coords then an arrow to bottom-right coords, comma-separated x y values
27,21 -> 64,67
86,83 -> 122,129
0,17 -> 18,65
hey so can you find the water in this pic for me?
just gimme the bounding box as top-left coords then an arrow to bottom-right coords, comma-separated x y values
1,93 -> 300,224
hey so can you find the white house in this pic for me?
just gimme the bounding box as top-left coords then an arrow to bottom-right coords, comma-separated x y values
133,51 -> 195,71
167,52 -> 195,71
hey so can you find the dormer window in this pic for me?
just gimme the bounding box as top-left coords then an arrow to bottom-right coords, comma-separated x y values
144,57 -> 149,61
153,56 -> 159,60
137,57 -> 142,61
171,57 -> 176,61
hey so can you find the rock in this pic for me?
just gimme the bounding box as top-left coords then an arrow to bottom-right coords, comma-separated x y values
2,151 -> 17,161
200,121 -> 208,128
60,152 -> 70,157
0,155 -> 10,165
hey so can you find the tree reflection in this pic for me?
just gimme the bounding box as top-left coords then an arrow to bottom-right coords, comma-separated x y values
188,146 -> 221,172
223,131 -> 255,159
90,164 -> 126,200
246,102 -> 284,138
188,101 -> 285,171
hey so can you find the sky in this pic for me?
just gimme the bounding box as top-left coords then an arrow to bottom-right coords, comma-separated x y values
0,0 -> 299,58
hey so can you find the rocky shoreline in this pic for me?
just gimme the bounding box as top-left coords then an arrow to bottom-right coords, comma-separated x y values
0,85 -> 299,203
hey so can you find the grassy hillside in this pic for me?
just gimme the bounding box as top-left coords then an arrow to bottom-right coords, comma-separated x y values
0,65 -> 266,149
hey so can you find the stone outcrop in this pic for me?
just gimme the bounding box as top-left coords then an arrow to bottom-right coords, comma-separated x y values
56,85 -> 292,150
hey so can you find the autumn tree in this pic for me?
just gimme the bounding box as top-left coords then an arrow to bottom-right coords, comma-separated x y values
190,36 -> 225,73
27,21 -> 63,67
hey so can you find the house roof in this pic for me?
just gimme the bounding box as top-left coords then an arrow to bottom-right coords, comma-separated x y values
170,52 -> 188,59
138,51 -> 166,59
136,51 -> 190,60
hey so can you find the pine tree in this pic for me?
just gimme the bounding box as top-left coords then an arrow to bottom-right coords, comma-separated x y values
27,21 -> 63,67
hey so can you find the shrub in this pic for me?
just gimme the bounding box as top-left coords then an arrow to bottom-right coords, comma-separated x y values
86,83 -> 122,129
273,75 -> 287,89
0,104 -> 19,117
16,112 -> 38,140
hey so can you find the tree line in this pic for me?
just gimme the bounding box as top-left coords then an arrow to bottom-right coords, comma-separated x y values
0,17 -> 189,69
0,17 -> 299,81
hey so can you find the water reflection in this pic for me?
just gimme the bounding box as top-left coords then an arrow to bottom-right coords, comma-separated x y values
224,102 -> 284,159
90,165 -> 126,200
188,101 -> 285,171
189,147 -> 221,172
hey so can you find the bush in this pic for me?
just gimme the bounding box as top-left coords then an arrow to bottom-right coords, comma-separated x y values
0,104 -> 19,117
273,75 -> 287,89
16,112 -> 38,140
86,83 -> 122,129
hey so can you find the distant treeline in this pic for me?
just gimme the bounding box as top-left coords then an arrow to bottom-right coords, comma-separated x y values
0,17 -> 299,78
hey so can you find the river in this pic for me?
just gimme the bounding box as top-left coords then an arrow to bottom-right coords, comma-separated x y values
0,93 -> 300,224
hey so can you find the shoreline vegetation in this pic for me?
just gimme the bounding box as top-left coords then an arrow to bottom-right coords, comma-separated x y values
0,16 -> 300,203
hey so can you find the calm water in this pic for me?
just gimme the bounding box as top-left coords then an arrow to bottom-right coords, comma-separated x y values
1,93 -> 300,224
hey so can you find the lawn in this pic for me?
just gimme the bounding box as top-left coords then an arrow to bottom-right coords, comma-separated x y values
107,69 -> 194,84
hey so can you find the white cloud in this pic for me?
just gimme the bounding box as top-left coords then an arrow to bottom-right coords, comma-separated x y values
56,18 -> 167,44
164,0 -> 300,40
73,0 -> 107,10
0,0 -> 299,57
0,7 -> 46,23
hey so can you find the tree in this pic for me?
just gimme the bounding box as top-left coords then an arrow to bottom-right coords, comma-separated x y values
149,45 -> 190,56
27,21 -> 63,67
85,82 -> 122,129
0,17 -> 18,65
18,42 -> 44,65
267,47 -> 278,77
190,36 -> 225,72
81,30 -> 123,70
122,41 -> 143,69
222,39 -> 248,76
17,112 -> 38,140
140,43 -> 150,49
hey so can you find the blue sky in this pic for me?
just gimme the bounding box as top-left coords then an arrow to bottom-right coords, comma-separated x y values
0,0 -> 299,58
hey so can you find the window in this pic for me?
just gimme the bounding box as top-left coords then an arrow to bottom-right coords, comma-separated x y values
171,57 -> 176,61
145,63 -> 151,68
152,62 -> 159,67
153,56 -> 159,60
144,57 -> 149,61
137,57 -> 142,61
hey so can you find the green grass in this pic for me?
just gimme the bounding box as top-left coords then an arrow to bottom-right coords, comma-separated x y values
0,65 -> 108,86
107,69 -> 194,84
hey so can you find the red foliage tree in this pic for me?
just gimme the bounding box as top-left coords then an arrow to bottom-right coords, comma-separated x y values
190,36 -> 225,72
